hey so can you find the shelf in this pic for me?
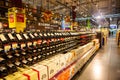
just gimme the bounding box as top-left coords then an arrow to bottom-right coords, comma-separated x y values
0,17 -> 8,20
0,6 -> 8,9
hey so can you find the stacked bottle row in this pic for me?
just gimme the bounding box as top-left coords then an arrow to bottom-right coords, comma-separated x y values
0,31 -> 93,78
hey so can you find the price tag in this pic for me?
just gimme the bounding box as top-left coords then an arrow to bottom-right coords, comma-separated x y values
0,34 -> 7,41
23,34 -> 29,39
16,34 -> 22,40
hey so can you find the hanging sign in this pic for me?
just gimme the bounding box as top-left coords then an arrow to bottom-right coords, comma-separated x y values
8,7 -> 26,33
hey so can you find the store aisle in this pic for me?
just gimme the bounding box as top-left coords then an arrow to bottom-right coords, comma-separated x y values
72,38 -> 120,80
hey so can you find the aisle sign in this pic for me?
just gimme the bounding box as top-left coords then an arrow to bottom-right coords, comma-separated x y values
16,13 -> 24,22
8,7 -> 26,33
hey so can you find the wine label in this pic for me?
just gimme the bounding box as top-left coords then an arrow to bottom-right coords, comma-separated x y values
37,40 -> 42,44
33,41 -> 37,46
34,33 -> 38,36
16,34 -> 22,40
33,50 -> 36,52
0,57 -> 4,62
21,43 -> 26,49
39,33 -> 42,36
47,40 -> 50,44
38,49 -> 41,52
51,33 -> 54,36
51,39 -> 54,41
43,40 -> 47,43
50,46 -> 53,48
22,52 -> 26,55
15,62 -> 20,66
30,33 -> 35,38
22,60 -> 27,64
0,66 -> 6,71
4,45 -> 11,51
47,47 -> 49,49
27,42 -> 32,47
0,48 -> 3,51
38,55 -> 41,58
33,57 -> 37,60
8,33 -> 14,40
12,43 -> 18,49
50,52 -> 52,54
28,58 -> 32,61
7,55 -> 12,58
47,33 -> 50,36
42,48 -> 45,50
47,53 -> 49,55
44,33 -> 47,36
8,64 -> 14,68
23,34 -> 29,39
15,53 -> 20,57
0,34 -> 7,41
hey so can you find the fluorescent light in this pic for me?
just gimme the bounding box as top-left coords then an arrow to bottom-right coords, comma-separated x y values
96,16 -> 101,19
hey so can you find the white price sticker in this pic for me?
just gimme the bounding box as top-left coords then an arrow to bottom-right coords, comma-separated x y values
23,34 -> 29,39
8,33 -> 14,40
34,33 -> 38,36
16,34 -> 22,40
30,33 -> 34,38
0,34 -> 7,41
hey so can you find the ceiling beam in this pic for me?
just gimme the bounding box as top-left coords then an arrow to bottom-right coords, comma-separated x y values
76,13 -> 120,21
56,0 -> 71,9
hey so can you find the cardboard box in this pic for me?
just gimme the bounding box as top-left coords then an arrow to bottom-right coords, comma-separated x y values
4,72 -> 27,80
47,54 -> 61,72
59,54 -> 67,70
31,64 -> 48,80
39,60 -> 58,79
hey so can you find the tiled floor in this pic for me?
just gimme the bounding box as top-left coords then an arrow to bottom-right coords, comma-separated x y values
72,38 -> 120,80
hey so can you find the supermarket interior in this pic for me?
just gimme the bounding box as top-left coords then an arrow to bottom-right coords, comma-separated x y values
0,0 -> 120,80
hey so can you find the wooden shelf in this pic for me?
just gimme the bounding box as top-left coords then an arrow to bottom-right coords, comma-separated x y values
0,17 -> 8,20
0,6 -> 8,9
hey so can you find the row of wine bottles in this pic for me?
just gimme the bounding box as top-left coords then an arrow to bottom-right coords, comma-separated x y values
0,31 -> 94,78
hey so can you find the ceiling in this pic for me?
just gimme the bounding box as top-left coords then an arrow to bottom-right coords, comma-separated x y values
22,0 -> 120,26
